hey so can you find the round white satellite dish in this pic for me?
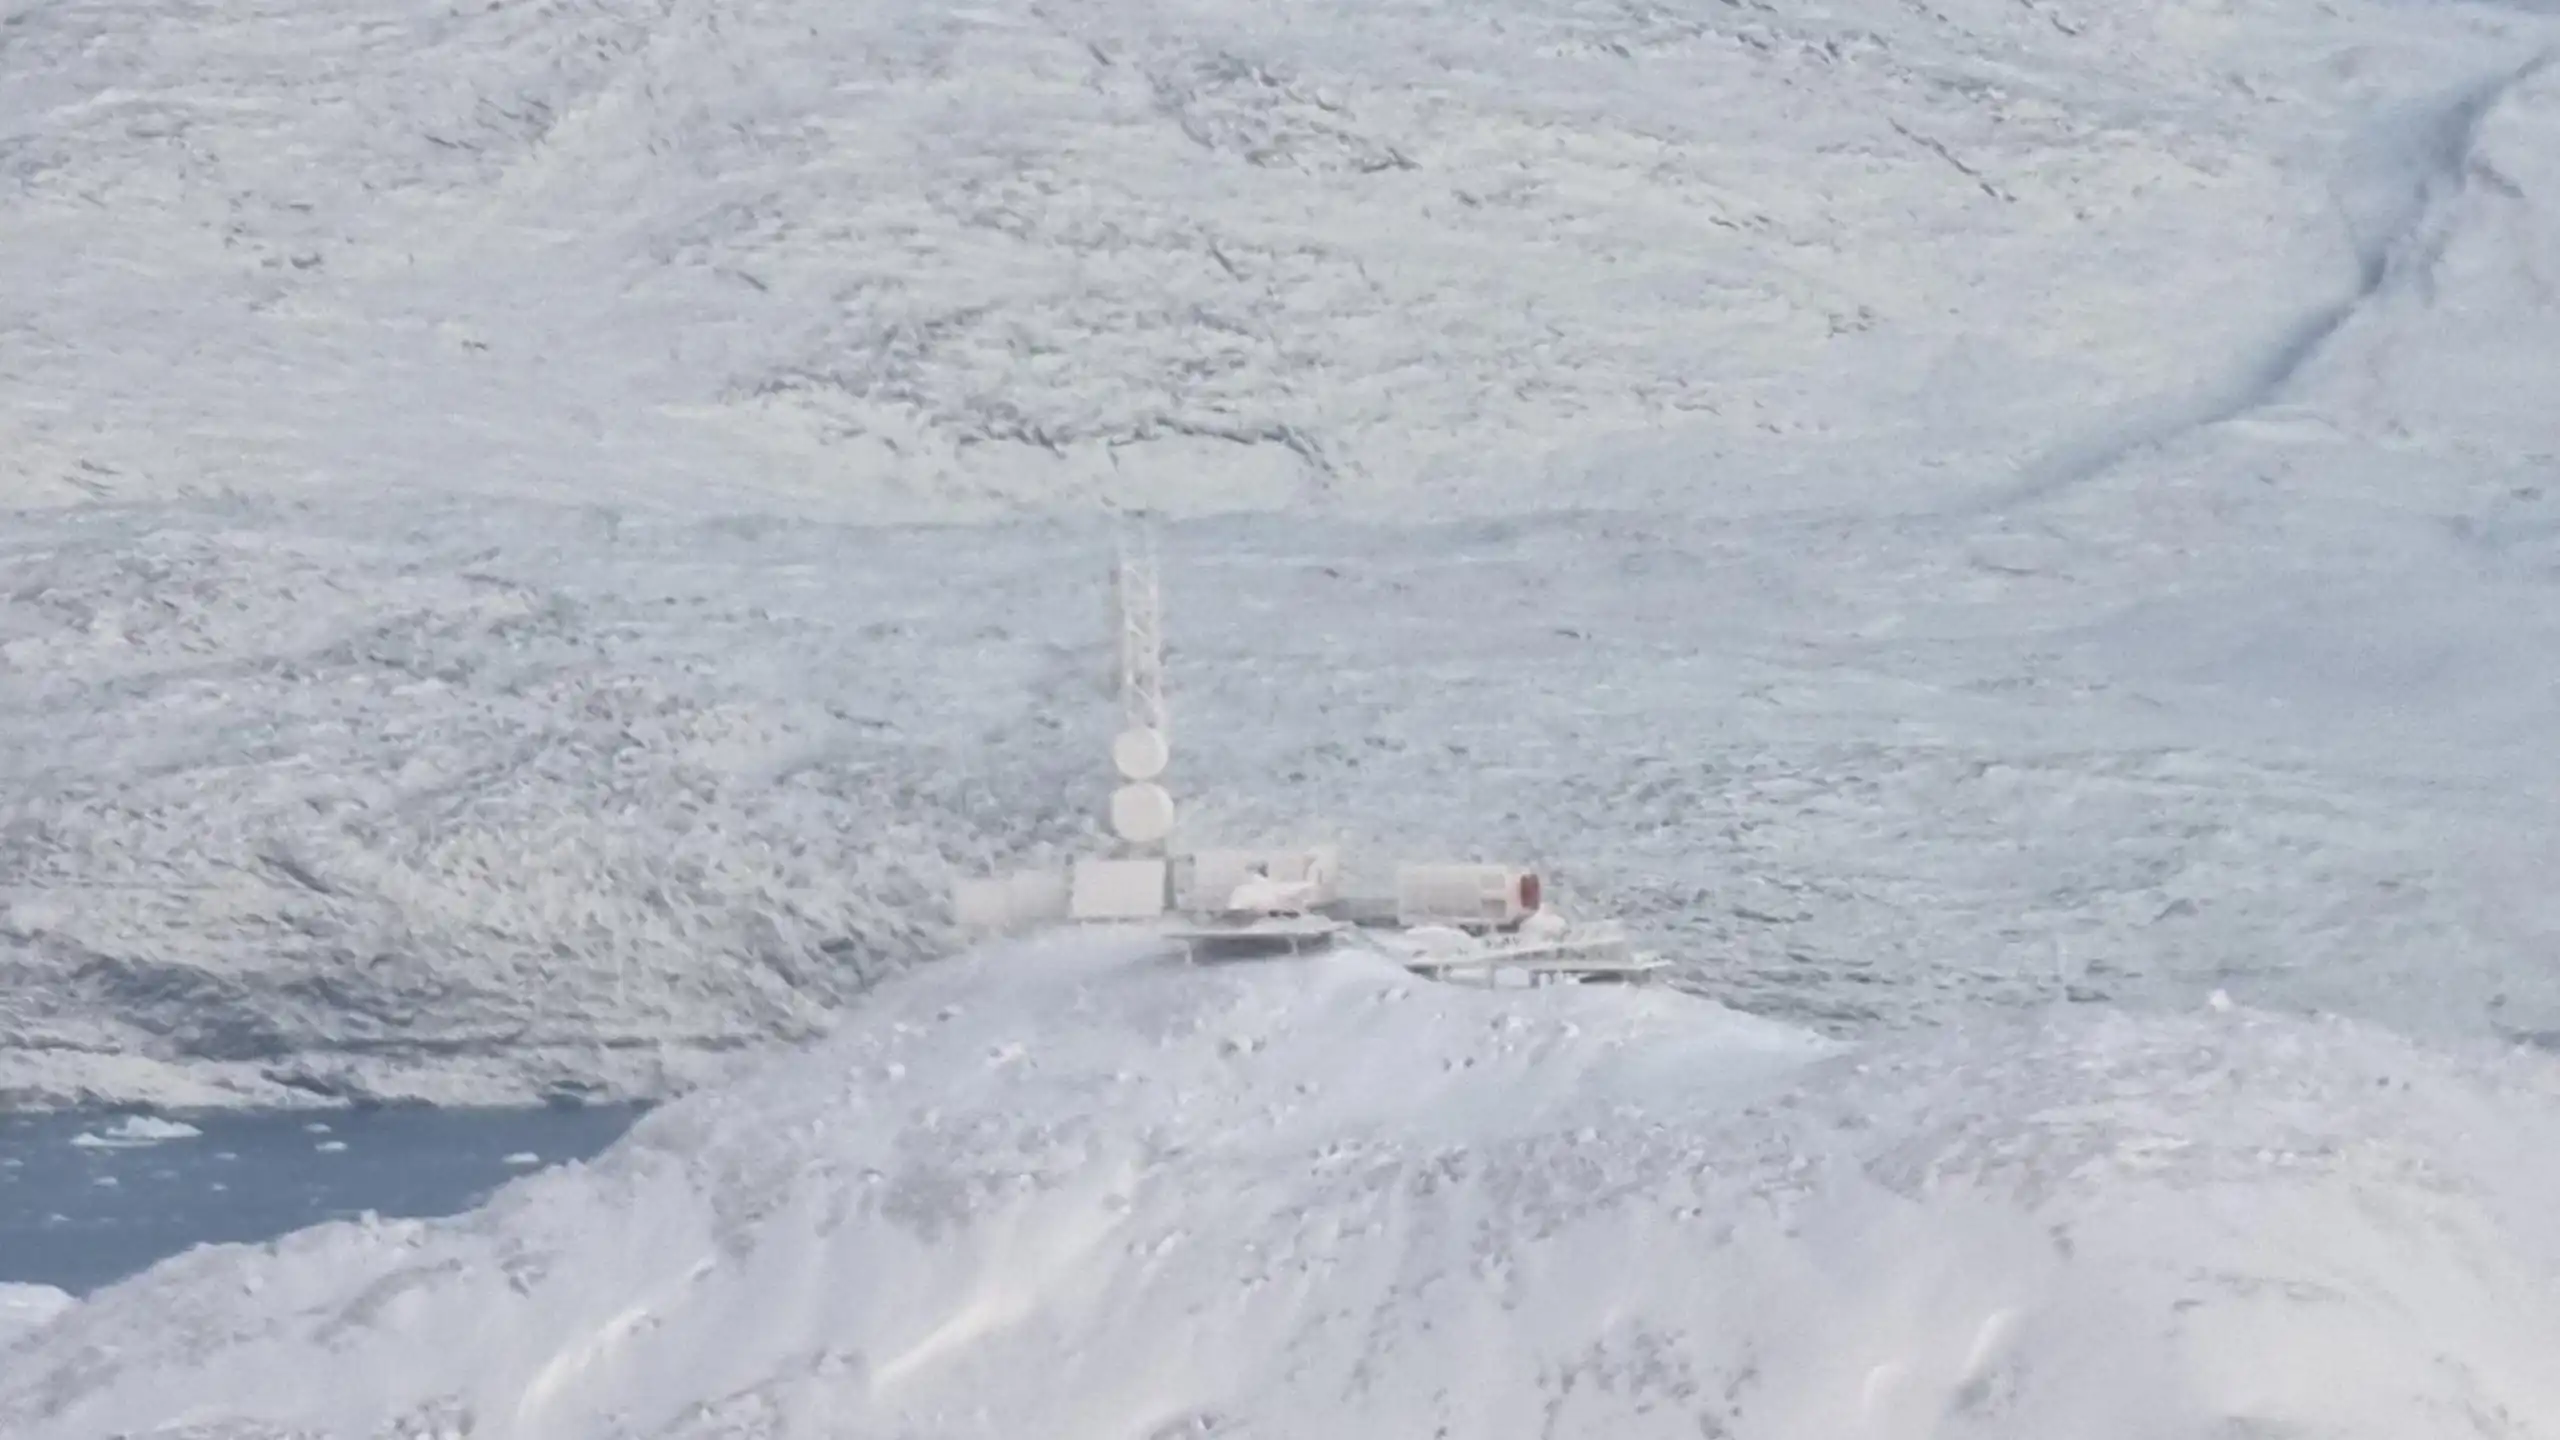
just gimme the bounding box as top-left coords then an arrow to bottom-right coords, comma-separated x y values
1111,726 -> 1170,782
1109,782 -> 1177,844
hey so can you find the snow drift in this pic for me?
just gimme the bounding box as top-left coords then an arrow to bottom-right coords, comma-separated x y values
9,935 -> 2559,1438
0,1286 -> 72,1352
6,0 -> 2560,1114
13,490 -> 2560,1113
0,0 -> 2531,520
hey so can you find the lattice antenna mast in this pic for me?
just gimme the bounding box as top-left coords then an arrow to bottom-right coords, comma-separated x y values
1104,529 -> 1176,857
1114,532 -> 1168,740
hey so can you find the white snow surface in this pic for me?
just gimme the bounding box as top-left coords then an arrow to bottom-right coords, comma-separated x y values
11,0 -> 2560,1424
5,0 -> 2560,1115
5,0 -> 2505,520
14,483 -> 2560,1107
8,935 -> 2560,1438
0,1285 -> 73,1351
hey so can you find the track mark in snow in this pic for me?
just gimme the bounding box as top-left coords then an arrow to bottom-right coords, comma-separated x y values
514,1300 -> 661,1429
870,1161 -> 1138,1396
1957,52 -> 2553,516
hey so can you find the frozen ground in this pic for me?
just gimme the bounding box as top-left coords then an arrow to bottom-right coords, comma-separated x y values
4,0 -> 2500,520
11,0 -> 2560,1425
10,482 -> 2560,1106
8,936 -> 2560,1437
0,1285 -> 72,1350
7,0 -> 2560,1108
6,0 -> 2560,1105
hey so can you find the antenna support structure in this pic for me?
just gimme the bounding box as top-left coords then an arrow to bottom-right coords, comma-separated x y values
947,527 -> 1666,987
1106,530 -> 1176,856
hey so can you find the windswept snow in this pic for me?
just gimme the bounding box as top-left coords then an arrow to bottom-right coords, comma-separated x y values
8,0 -> 2560,1422
8,936 -> 2560,1438
12,495 -> 2560,1109
4,0 -> 2560,1120
0,1285 -> 73,1350
0,0 -> 2547,519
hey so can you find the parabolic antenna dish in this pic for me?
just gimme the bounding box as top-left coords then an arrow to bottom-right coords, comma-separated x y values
1110,782 -> 1177,844
1112,726 -> 1170,782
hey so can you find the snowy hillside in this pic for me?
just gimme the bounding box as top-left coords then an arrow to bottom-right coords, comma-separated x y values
13,491 -> 2560,1110
2,0 -> 2543,520
11,0 -> 2560,1424
7,0 -> 2560,1111
8,936 -> 2560,1437
0,1285 -> 71,1350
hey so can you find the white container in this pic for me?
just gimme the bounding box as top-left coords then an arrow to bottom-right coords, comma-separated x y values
1007,867 -> 1071,925
953,877 -> 1014,932
1070,857 -> 1170,920
1395,863 -> 1541,929
952,867 -> 1070,933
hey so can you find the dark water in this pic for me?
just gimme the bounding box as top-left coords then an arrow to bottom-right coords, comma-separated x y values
0,1105 -> 644,1294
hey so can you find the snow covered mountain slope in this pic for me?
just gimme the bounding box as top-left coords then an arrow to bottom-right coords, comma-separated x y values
12,492 -> 2560,1110
9,935 -> 2560,1438
7,0 -> 2560,1111
0,1285 -> 71,1350
0,0 -> 2542,519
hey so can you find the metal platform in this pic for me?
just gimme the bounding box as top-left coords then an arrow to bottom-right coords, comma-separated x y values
1161,913 -> 1351,962
1159,909 -> 1668,988
1395,945 -> 1672,988
1378,925 -> 1669,988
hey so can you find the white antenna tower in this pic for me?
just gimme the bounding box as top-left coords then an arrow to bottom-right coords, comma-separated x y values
1106,530 -> 1176,854
1113,531 -> 1168,741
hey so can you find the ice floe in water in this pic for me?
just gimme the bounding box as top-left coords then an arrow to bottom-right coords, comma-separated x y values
65,1116 -> 203,1150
